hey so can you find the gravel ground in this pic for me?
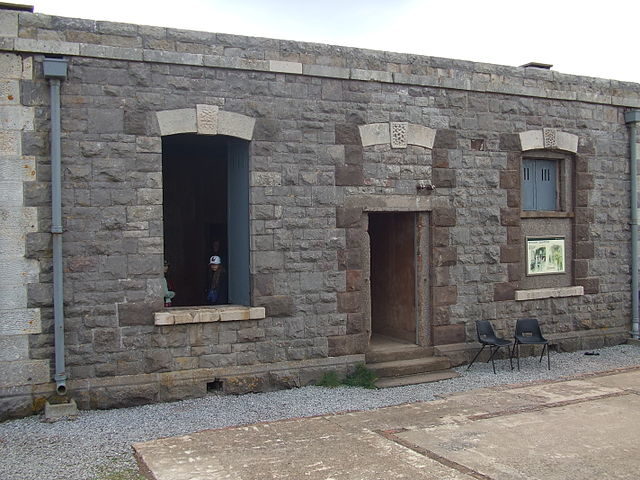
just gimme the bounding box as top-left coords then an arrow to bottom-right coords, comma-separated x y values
1,344 -> 639,480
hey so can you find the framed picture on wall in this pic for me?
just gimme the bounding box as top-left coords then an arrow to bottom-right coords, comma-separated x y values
526,237 -> 565,276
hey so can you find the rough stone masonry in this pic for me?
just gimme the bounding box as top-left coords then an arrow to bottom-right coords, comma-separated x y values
0,5 -> 639,419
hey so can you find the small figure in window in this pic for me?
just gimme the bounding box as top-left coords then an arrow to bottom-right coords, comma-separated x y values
206,255 -> 227,305
211,238 -> 224,263
163,260 -> 176,307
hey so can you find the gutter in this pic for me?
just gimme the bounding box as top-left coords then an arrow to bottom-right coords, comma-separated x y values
43,57 -> 69,395
625,110 -> 640,340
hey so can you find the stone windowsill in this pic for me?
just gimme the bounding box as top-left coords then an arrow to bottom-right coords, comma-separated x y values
515,286 -> 584,301
154,305 -> 266,326
520,211 -> 574,219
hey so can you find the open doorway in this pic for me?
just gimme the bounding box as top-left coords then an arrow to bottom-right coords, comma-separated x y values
368,212 -> 417,343
162,134 -> 250,307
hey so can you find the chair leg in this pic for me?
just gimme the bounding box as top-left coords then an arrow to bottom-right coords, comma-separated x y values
516,343 -> 520,371
547,344 -> 550,370
467,344 -> 486,370
539,344 -> 546,363
507,347 -> 513,370
487,346 -> 497,374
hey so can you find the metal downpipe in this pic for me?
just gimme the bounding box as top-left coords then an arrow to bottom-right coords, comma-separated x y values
625,110 -> 640,340
44,58 -> 68,395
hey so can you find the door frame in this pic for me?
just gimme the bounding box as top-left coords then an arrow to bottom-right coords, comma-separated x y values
362,210 -> 431,347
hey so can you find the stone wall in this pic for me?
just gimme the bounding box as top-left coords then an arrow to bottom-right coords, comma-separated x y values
0,8 -> 638,418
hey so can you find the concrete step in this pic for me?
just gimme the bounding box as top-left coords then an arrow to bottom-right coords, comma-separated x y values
375,370 -> 460,388
367,356 -> 451,378
365,345 -> 435,364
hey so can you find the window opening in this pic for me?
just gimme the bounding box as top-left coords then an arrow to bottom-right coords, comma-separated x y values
162,134 -> 253,307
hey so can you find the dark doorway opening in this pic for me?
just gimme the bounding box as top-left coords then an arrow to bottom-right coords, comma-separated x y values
369,212 -> 417,343
162,134 -> 228,307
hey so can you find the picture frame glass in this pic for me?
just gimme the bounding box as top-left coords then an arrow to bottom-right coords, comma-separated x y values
527,237 -> 565,275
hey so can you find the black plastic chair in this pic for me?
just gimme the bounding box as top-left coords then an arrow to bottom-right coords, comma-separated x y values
512,318 -> 550,370
467,320 -> 513,374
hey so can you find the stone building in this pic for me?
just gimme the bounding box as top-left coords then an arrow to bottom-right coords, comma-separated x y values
1,5 -> 639,418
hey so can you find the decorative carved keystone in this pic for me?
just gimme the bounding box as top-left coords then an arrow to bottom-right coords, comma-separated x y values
196,104 -> 219,135
543,128 -> 558,149
390,122 -> 408,148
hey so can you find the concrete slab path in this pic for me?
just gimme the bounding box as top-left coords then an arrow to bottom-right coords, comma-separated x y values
134,367 -> 640,479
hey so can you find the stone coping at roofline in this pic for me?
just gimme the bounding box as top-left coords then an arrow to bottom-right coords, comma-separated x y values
154,305 -> 266,325
0,11 -> 639,107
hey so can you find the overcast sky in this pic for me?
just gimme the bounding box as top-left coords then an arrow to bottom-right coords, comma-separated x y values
33,0 -> 640,83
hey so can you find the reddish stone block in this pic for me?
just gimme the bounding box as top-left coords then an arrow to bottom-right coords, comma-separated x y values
336,207 -> 362,228
345,227 -> 363,248
255,295 -> 295,317
471,138 -> 486,151
432,148 -> 449,168
433,324 -> 465,345
575,241 -> 595,259
345,145 -> 363,165
432,306 -> 450,327
346,313 -> 364,334
433,168 -> 456,188
576,277 -> 599,294
432,227 -> 449,247
500,245 -> 521,263
576,190 -> 589,207
500,170 -> 519,190
576,172 -> 594,190
433,246 -> 457,267
117,301 -> 159,326
433,129 -> 457,149
346,248 -> 362,269
433,285 -> 457,306
432,207 -> 457,227
575,207 -> 594,224
432,266 -> 450,287
574,259 -> 589,278
346,269 -> 362,292
337,248 -> 347,270
500,208 -> 520,226
499,133 -> 521,152
335,165 -> 364,186
328,333 -> 368,356
494,282 -> 515,301
575,224 -> 590,242
506,151 -> 521,170
507,226 -> 521,244
508,264 -> 522,282
507,189 -> 520,208
337,291 -> 360,313
335,123 -> 360,145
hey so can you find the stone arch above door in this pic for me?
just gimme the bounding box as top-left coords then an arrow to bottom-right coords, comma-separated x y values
156,105 -> 256,140
519,128 -> 578,153
358,122 -> 436,149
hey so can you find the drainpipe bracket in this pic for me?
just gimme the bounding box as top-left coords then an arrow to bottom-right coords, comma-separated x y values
625,110 -> 640,124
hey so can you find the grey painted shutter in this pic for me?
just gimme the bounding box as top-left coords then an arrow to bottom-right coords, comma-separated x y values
227,139 -> 250,306
535,159 -> 557,211
522,159 -> 535,210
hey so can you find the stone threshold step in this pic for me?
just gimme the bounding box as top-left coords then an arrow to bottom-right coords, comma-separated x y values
367,357 -> 451,378
375,370 -> 460,388
365,346 -> 435,364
